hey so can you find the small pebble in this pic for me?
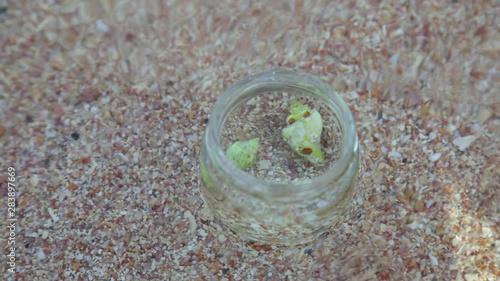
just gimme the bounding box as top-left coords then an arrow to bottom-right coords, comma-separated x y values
478,107 -> 492,124
379,223 -> 387,232
258,159 -> 271,170
198,228 -> 208,237
452,135 -> 477,151
378,9 -> 392,24
71,132 -> 80,140
218,234 -> 226,243
184,210 -> 197,234
388,150 -> 402,159
428,253 -> 439,266
48,207 -> 59,222
90,106 -> 99,114
37,250 -> 46,260
429,153 -> 441,162
95,19 -> 110,33
41,230 -> 49,239
464,273 -> 480,281
30,175 -> 39,187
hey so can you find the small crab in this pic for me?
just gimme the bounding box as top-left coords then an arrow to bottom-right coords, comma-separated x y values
282,100 -> 324,164
226,138 -> 260,169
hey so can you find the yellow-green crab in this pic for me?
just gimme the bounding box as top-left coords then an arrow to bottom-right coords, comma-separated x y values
282,100 -> 324,164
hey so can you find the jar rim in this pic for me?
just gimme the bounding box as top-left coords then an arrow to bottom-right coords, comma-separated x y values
204,70 -> 358,201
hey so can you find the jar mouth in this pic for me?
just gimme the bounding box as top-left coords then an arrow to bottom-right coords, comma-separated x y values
205,70 -> 358,202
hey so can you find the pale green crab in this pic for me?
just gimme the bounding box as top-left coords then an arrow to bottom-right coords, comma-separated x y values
226,138 -> 260,169
282,100 -> 324,164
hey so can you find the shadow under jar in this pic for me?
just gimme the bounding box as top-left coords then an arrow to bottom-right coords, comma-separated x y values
200,70 -> 359,245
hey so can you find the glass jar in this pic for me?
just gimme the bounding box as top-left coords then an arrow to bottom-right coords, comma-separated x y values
200,70 -> 359,245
